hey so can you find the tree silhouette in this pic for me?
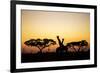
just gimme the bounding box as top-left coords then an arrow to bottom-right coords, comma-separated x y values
66,42 -> 80,52
78,40 -> 88,52
66,40 -> 88,52
24,38 -> 56,53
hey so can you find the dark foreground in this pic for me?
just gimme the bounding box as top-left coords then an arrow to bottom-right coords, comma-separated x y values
21,50 -> 90,63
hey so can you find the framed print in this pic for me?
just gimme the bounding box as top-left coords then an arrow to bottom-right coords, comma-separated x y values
10,0 -> 97,72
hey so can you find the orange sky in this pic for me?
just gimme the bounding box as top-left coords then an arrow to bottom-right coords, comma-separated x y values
21,10 -> 90,53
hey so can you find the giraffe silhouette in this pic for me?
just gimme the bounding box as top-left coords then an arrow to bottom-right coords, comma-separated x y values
56,36 -> 68,54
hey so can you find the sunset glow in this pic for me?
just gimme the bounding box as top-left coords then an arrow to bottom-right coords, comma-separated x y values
21,10 -> 90,53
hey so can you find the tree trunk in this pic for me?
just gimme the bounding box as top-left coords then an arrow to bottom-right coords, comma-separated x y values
39,49 -> 42,53
37,46 -> 42,53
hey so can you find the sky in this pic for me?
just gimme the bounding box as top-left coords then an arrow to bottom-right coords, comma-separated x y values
21,10 -> 90,53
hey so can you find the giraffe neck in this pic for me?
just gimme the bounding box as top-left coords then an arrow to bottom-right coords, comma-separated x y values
57,36 -> 64,47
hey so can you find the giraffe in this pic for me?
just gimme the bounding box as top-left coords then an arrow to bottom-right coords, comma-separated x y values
56,36 -> 68,53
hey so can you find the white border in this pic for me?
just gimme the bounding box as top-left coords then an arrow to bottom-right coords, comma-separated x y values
16,4 -> 94,69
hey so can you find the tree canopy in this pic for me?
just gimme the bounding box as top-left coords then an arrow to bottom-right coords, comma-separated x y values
24,38 -> 56,52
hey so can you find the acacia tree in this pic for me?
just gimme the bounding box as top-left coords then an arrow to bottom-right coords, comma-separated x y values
78,40 -> 88,52
24,38 -> 56,53
66,40 -> 88,52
